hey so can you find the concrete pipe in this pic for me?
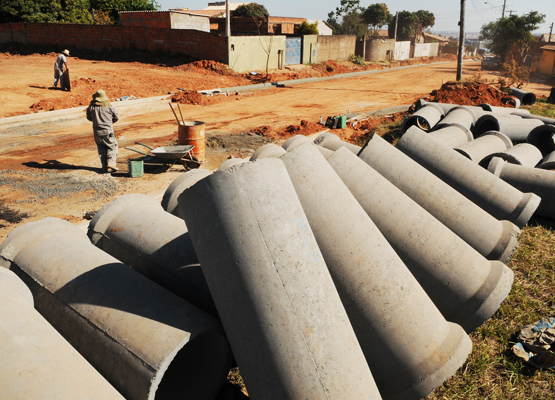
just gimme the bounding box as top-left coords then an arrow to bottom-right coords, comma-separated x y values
88,194 -> 217,318
428,124 -> 474,148
358,134 -> 520,263
0,218 -> 233,400
282,135 -> 335,158
473,114 -> 543,142
477,103 -> 530,115
537,150 -> 555,170
489,157 -> 555,220
487,143 -> 543,168
178,158 -> 382,400
510,87 -> 537,106
280,143 -> 471,400
401,103 -> 444,132
517,113 -> 555,125
0,268 -> 126,399
455,131 -> 513,165
217,157 -> 248,171
434,106 -> 477,131
397,126 -> 541,228
250,143 -> 286,160
161,169 -> 213,218
501,96 -> 521,108
527,124 -> 555,157
327,147 -> 514,332
313,131 -> 362,154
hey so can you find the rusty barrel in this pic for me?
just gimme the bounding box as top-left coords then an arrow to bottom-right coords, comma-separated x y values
178,121 -> 206,163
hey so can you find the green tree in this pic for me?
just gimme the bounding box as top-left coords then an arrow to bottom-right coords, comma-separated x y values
362,3 -> 392,36
480,11 -> 545,62
231,3 -> 269,18
387,9 -> 435,41
326,0 -> 367,36
295,21 -> 319,35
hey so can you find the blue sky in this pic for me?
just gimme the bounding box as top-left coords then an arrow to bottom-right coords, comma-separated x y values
156,0 -> 555,34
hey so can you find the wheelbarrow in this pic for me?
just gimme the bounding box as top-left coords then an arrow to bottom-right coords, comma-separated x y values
124,142 -> 201,171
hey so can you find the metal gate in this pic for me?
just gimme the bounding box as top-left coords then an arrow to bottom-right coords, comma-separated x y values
285,37 -> 302,65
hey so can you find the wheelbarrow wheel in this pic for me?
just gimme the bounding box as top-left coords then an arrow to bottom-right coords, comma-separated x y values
182,159 -> 201,170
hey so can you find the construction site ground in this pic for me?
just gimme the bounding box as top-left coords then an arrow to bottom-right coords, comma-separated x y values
1,50 -> 554,246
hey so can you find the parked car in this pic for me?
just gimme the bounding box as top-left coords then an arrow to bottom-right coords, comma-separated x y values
481,55 -> 500,70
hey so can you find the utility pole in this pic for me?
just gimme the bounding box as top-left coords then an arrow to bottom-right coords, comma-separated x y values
457,0 -> 466,81
394,12 -> 398,42
225,0 -> 231,37
394,12 -> 399,41
502,0 -> 506,18
549,23 -> 554,43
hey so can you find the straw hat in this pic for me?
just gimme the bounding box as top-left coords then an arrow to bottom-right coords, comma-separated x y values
92,89 -> 109,102
62,49 -> 70,56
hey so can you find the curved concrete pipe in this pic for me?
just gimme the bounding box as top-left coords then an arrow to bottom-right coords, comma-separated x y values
358,134 -> 520,263
313,131 -> 362,154
538,150 -> 555,170
401,103 -> 444,132
217,157 -> 248,171
280,143 -> 471,400
177,159 -> 382,400
474,114 -> 543,142
161,169 -> 213,218
527,124 -> 555,157
455,131 -> 513,164
250,143 -> 286,160
327,147 -> 513,332
428,124 -> 474,148
510,87 -> 537,106
0,218 -> 233,400
488,143 -> 543,168
0,268 -> 125,399
434,106 -> 477,131
489,157 -> 555,220
397,127 -> 541,228
88,194 -> 217,318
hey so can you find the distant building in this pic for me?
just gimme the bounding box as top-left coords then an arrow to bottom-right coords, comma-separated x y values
120,10 -> 210,32
538,33 -> 555,42
539,44 -> 555,76
306,20 -> 333,36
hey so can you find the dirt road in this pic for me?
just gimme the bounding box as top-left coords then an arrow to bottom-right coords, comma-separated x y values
1,54 -> 553,241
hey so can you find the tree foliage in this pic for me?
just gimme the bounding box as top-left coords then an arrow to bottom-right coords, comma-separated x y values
387,10 -> 435,41
295,21 -> 319,35
0,0 -> 159,24
231,3 -> 269,18
327,0 -> 368,36
362,3 -> 392,36
479,11 -> 545,62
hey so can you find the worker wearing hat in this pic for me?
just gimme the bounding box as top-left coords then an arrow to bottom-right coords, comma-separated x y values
53,49 -> 70,90
86,89 -> 120,173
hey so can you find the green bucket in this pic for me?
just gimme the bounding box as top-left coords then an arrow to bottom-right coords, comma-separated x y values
336,116 -> 347,129
127,158 -> 144,178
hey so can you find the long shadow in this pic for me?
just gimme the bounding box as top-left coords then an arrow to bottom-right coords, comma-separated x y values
1,42 -> 197,68
23,160 -> 103,173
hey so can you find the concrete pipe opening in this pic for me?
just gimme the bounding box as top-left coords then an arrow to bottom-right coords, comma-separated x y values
474,115 -> 500,136
154,331 -> 232,400
527,125 -> 555,157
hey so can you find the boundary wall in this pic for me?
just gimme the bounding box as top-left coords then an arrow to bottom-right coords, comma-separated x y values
0,22 -> 228,64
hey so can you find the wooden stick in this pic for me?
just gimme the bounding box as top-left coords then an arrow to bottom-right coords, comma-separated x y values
177,103 -> 185,124
169,102 -> 181,125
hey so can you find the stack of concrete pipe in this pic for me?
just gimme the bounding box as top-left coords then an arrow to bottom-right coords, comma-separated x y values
0,218 -> 233,400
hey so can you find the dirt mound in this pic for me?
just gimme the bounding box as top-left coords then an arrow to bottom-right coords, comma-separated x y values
426,82 -> 514,107
171,90 -> 205,105
250,120 -> 325,140
187,60 -> 235,75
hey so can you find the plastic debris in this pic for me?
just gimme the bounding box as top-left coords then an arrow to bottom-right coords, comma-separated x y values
512,316 -> 555,370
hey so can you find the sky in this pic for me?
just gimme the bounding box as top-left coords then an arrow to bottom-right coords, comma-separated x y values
156,0 -> 555,34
